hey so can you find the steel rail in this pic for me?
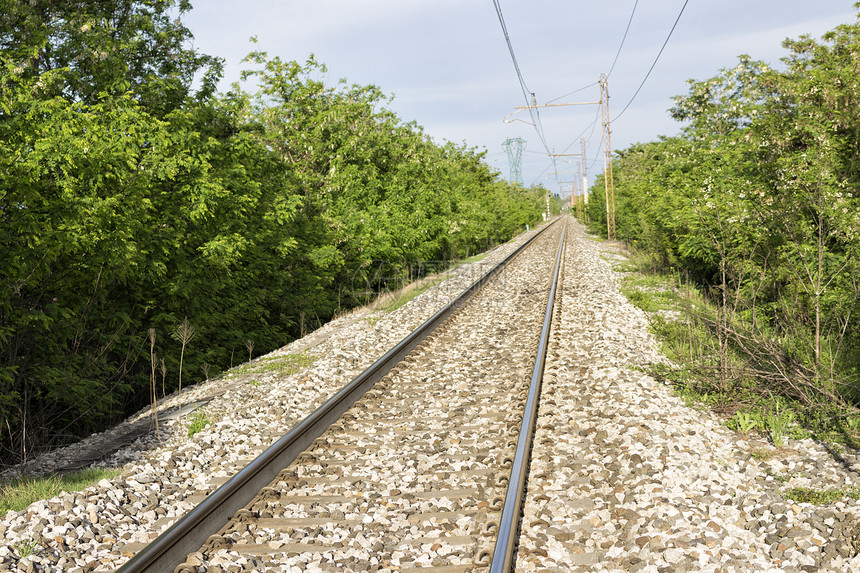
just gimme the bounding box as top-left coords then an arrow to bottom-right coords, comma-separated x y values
116,219 -> 561,573
490,219 -> 567,573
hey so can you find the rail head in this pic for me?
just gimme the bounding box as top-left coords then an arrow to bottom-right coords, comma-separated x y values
490,220 -> 567,573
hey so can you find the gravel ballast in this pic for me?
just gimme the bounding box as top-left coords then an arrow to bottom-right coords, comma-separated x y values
518,221 -> 860,572
0,225 -> 546,572
2,217 -> 860,572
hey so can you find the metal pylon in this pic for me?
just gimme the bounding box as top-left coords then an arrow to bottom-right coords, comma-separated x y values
502,137 -> 526,185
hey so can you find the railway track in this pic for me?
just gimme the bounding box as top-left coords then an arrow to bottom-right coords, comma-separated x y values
117,218 -> 567,572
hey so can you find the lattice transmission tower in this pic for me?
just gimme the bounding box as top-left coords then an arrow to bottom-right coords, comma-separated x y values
502,137 -> 526,185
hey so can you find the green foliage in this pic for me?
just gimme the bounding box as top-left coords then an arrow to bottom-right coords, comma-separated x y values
767,407 -> 794,447
0,468 -> 120,515
0,0 -> 221,113
784,486 -> 860,505
0,4 -> 543,466
14,539 -> 38,558
730,411 -> 760,435
599,10 -> 860,433
620,285 -> 677,314
186,410 -> 211,438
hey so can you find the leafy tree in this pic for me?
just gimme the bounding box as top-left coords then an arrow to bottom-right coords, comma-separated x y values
601,9 -> 860,407
0,22 -> 543,465
0,0 -> 221,114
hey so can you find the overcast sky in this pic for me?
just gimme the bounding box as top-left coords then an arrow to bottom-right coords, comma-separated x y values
183,1 -> 857,197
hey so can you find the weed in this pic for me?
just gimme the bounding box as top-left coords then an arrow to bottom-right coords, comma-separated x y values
619,279 -> 678,314
765,468 -> 788,483
613,262 -> 639,273
784,486 -> 860,505
750,448 -> 772,461
459,253 -> 488,264
187,410 -> 211,438
230,352 -> 316,378
15,538 -> 38,557
375,276 -> 446,313
767,407 -> 793,447
0,468 -> 121,515
148,328 -> 160,444
617,247 -> 860,460
365,315 -> 381,327
734,411 -> 759,435
172,317 -> 196,429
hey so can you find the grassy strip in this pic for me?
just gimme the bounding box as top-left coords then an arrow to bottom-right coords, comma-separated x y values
1,468 -> 121,515
229,352 -> 317,378
374,276 -> 447,313
784,486 -> 860,505
368,253 -> 493,316
615,252 -> 860,449
459,253 -> 489,264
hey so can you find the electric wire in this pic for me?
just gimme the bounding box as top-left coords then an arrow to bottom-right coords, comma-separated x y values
492,0 -> 533,117
498,0 -> 682,190
491,0 -> 557,178
535,0 -> 636,185
613,0 -> 690,121
546,81 -> 599,105
529,109 -> 600,186
607,0 -> 638,78
532,0 -> 635,190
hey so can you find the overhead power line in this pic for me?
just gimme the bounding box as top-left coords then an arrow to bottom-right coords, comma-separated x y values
607,0 -> 639,78
613,0 -> 690,121
491,0 -> 555,175
534,0 -> 636,185
546,81 -> 599,105
491,0 -> 532,110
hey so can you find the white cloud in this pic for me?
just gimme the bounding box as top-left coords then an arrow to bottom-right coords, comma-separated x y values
184,0 -> 858,189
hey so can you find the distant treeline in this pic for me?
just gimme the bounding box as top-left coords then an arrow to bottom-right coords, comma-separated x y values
0,1 -> 547,465
586,12 -> 860,414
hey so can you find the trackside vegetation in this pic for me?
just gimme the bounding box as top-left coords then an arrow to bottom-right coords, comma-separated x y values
586,9 -> 860,445
0,1 -> 546,466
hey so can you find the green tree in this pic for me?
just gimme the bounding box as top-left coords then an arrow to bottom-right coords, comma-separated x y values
0,0 -> 221,113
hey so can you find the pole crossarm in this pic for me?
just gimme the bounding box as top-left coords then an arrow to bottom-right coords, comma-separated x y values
504,99 -> 598,123
502,108 -> 535,125
514,101 -> 600,110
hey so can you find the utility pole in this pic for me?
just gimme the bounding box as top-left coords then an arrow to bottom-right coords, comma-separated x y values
600,74 -> 616,241
548,153 -> 584,222
558,180 -> 577,217
581,138 -> 588,207
503,88 -> 604,227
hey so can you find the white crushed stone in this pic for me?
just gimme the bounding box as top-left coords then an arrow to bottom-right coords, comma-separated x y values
518,221 -> 860,573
